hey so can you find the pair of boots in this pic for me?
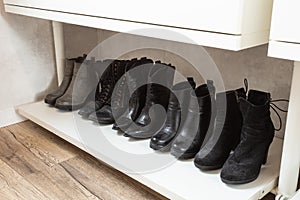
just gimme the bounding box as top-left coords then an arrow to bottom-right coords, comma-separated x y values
114,60 -> 176,139
45,54 -> 99,110
78,59 -> 129,123
149,80 -> 215,159
79,57 -> 153,124
194,84 -> 276,184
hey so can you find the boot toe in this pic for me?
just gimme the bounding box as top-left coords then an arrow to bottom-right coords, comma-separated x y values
45,94 -> 60,105
88,112 -> 99,123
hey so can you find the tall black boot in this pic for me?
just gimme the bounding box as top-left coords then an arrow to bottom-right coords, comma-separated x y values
194,88 -> 246,170
44,55 -> 86,105
88,59 -> 127,123
95,57 -> 153,124
221,90 -> 275,184
114,60 -> 156,132
55,57 -> 96,111
150,77 -> 196,151
171,82 -> 214,159
78,59 -> 126,118
124,62 -> 175,139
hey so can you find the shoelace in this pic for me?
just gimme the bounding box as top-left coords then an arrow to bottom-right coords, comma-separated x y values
243,78 -> 289,131
270,99 -> 289,131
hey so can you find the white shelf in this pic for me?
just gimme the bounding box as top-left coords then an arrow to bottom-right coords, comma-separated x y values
4,0 -> 273,51
18,101 -> 283,200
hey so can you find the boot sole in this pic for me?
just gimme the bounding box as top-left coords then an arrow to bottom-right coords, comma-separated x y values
170,150 -> 197,160
194,162 -> 223,171
221,175 -> 258,185
44,98 -> 56,106
55,103 -> 83,111
150,142 -> 172,152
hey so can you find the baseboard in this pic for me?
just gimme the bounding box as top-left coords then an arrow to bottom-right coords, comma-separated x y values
0,107 -> 26,128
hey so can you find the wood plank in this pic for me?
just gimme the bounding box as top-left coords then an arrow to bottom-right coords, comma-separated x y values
7,121 -> 78,166
0,127 -> 100,199
60,155 -> 167,200
0,159 -> 49,200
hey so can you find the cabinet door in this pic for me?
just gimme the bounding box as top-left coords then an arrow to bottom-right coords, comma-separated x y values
270,0 -> 300,43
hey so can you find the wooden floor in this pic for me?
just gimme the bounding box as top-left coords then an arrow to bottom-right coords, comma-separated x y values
0,121 -> 286,200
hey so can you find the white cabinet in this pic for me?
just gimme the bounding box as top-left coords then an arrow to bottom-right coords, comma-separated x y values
268,0 -> 300,61
4,0 -> 273,50
268,1 -> 300,199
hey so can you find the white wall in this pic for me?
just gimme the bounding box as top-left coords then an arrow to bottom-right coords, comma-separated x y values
0,1 -> 56,127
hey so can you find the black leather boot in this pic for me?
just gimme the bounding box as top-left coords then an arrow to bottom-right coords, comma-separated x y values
194,88 -> 246,170
78,59 -> 126,118
94,58 -> 153,124
221,90 -> 275,184
88,59 -> 128,123
114,59 -> 155,132
44,55 -> 86,105
150,77 -> 196,151
171,82 -> 214,159
55,57 -> 96,111
124,62 -> 175,139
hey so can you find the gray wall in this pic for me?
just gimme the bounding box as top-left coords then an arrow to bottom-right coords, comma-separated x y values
64,25 -> 293,138
0,1 -> 56,127
0,6 -> 292,138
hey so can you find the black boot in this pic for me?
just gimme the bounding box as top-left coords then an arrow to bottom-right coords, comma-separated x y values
124,62 -> 175,139
55,57 -> 96,111
194,88 -> 246,170
78,59 -> 126,118
221,90 -> 275,184
114,59 -> 155,132
95,58 -> 153,124
44,55 -> 86,105
150,77 -> 196,151
88,59 -> 128,123
171,82 -> 214,159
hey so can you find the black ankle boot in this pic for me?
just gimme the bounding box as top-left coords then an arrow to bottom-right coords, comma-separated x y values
194,88 -> 246,170
114,59 -> 155,132
44,55 -> 86,105
124,62 -> 175,139
78,59 -> 126,118
88,60 -> 127,123
171,82 -> 214,159
94,58 -> 153,125
150,78 -> 196,151
221,90 -> 275,184
55,57 -> 96,111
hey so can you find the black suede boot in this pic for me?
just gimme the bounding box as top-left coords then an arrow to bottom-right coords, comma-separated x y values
194,88 -> 246,170
221,90 -> 275,184
44,55 -> 86,105
123,62 -> 175,139
78,59 -> 126,118
150,78 -> 196,151
55,57 -> 96,111
88,59 -> 127,123
171,82 -> 214,159
94,58 -> 153,124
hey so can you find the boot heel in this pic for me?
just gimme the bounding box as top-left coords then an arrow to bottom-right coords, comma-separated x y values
262,148 -> 269,165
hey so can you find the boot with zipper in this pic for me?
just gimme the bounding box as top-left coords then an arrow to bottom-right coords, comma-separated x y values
171,81 -> 214,159
78,59 -> 126,118
123,62 -> 175,139
150,77 -> 196,151
113,59 -> 156,132
44,55 -> 86,105
220,90 -> 275,184
194,87 -> 246,170
88,59 -> 128,123
55,57 -> 96,111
